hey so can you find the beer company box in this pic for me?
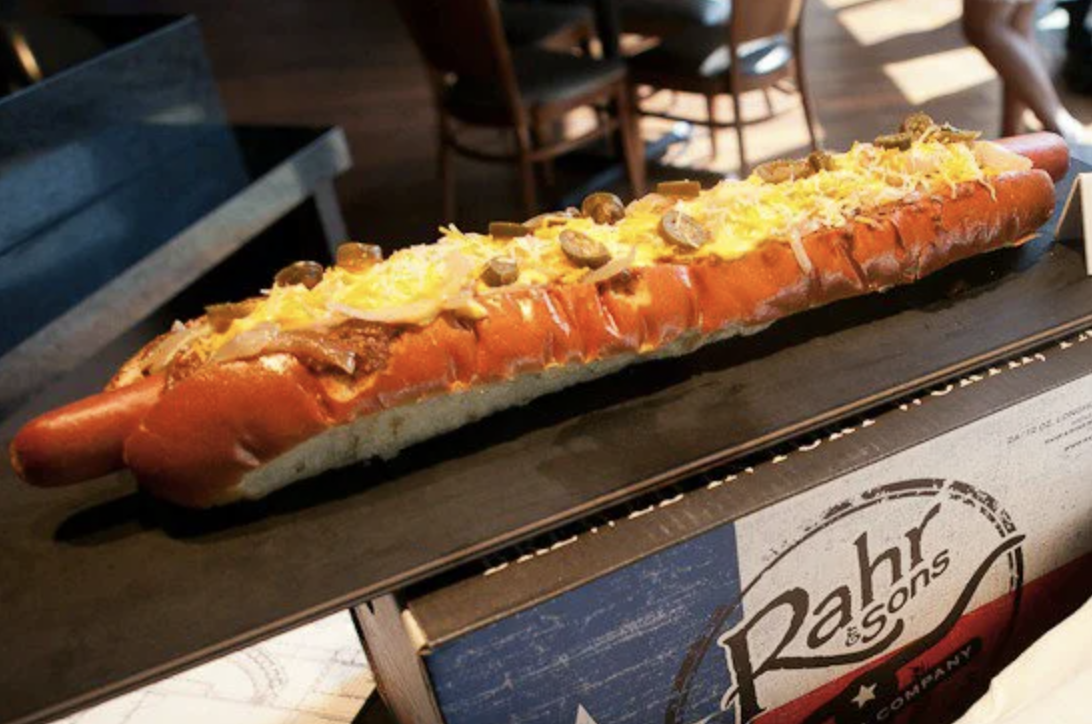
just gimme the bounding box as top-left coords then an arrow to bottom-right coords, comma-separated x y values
355,331 -> 1092,724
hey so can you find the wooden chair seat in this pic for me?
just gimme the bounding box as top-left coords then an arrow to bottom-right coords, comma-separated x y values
501,1 -> 595,48
621,0 -> 731,35
444,49 -> 626,125
624,0 -> 818,176
629,30 -> 791,85
394,0 -> 645,219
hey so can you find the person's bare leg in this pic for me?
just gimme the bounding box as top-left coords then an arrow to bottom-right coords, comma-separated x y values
963,0 -> 1086,141
1001,82 -> 1024,136
1001,2 -> 1035,135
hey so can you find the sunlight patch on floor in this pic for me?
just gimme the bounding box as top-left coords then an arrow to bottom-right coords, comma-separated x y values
637,87 -> 822,178
883,47 -> 997,105
837,0 -> 962,47
820,0 -> 875,10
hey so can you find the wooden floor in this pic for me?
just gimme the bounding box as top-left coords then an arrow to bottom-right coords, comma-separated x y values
37,0 -> 1092,248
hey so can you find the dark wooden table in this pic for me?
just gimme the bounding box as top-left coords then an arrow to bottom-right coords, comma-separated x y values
2,161 -> 1090,724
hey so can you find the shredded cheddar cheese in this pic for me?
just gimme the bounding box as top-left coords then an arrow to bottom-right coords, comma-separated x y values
205,138 -> 1031,352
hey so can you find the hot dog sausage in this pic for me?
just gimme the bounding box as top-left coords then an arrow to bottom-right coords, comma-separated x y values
6,133 -> 1067,503
9,375 -> 164,486
998,132 -> 1069,181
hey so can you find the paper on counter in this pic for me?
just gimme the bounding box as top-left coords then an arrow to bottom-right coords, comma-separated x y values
955,595 -> 1092,724
54,612 -> 375,724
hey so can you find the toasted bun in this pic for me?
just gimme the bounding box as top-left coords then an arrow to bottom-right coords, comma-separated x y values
114,169 -> 1053,506
9,131 -> 1066,507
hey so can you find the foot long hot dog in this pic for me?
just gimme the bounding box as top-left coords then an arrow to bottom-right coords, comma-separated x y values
9,118 -> 1069,507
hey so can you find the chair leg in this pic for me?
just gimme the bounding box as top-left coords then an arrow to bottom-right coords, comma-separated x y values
796,61 -> 820,151
579,23 -> 597,59
597,103 -> 612,152
731,92 -> 748,177
706,93 -> 719,162
438,118 -> 456,221
617,84 -> 647,197
515,126 -> 538,217
531,121 -> 557,188
775,78 -> 796,95
762,87 -> 775,119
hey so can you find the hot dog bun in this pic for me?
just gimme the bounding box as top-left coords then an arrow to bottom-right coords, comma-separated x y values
9,127 -> 1066,507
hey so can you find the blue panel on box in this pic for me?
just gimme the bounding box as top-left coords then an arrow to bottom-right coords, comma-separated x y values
427,524 -> 742,724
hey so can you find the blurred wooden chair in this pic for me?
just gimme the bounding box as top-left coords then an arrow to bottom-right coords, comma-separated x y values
627,0 -> 818,176
500,0 -> 596,52
394,0 -> 646,219
535,0 -> 730,38
620,0 -> 731,36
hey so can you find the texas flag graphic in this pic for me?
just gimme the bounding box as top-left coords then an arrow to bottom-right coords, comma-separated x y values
424,372 -> 1092,724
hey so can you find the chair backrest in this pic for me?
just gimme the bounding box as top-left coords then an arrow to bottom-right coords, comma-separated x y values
392,0 -> 523,117
729,0 -> 806,46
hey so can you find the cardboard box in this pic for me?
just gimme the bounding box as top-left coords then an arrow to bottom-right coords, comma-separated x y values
356,331 -> 1092,724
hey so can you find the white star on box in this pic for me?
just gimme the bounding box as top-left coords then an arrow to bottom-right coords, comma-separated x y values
575,704 -> 600,724
852,683 -> 877,709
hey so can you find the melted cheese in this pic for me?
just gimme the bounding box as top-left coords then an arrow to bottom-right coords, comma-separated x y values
209,139 -> 1019,350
